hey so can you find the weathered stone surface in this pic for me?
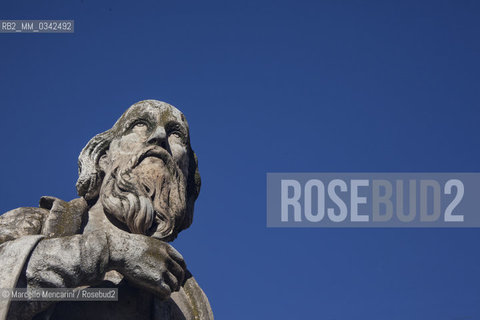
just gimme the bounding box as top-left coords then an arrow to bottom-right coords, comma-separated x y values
0,100 -> 213,320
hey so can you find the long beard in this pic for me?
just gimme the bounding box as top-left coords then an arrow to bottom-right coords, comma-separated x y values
100,155 -> 187,239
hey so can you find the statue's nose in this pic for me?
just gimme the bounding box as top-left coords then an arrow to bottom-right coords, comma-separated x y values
147,126 -> 168,149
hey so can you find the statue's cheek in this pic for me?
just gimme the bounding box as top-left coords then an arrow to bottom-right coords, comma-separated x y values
170,144 -> 189,174
113,134 -> 144,154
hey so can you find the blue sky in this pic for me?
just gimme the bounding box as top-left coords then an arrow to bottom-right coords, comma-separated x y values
1,0 -> 480,319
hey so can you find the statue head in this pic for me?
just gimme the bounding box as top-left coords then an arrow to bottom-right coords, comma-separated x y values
76,100 -> 201,241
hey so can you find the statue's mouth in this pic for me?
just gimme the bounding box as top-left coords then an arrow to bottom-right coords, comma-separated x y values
134,147 -> 172,168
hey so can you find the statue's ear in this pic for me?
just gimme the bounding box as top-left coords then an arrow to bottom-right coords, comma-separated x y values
98,152 -> 109,173
76,129 -> 113,200
193,152 -> 201,200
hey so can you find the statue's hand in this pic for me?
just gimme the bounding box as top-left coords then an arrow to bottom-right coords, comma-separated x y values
106,229 -> 186,300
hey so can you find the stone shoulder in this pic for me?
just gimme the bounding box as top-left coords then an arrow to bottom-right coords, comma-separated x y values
0,207 -> 49,244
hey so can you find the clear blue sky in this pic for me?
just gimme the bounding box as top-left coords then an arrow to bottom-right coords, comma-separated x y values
1,0 -> 480,319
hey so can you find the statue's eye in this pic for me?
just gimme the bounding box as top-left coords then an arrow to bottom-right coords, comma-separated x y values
134,122 -> 147,128
169,130 -> 181,137
130,120 -> 149,135
165,121 -> 187,144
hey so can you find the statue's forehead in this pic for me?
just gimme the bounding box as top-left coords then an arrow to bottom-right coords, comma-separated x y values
122,100 -> 186,125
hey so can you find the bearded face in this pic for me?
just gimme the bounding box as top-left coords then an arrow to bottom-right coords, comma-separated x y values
86,101 -> 195,241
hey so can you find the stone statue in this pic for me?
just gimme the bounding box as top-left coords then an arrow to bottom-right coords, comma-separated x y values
0,100 -> 213,320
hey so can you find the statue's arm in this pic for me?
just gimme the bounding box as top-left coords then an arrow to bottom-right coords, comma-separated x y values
5,231 -> 110,319
26,231 -> 110,288
25,230 -> 185,292
8,230 -> 186,318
